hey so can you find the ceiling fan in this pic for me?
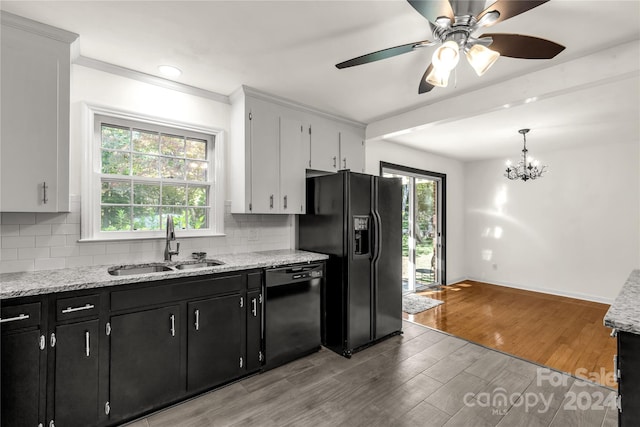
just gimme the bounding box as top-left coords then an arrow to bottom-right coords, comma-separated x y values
336,0 -> 565,94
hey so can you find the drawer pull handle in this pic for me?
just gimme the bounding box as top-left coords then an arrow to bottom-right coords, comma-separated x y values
85,331 -> 90,357
61,304 -> 95,314
0,313 -> 29,323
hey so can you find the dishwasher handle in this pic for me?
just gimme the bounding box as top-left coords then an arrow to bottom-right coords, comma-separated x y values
265,264 -> 324,287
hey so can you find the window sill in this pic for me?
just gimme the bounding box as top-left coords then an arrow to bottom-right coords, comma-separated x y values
77,232 -> 226,243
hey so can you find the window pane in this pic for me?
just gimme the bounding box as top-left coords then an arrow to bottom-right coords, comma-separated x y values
187,186 -> 207,207
102,151 -> 130,175
161,157 -> 185,180
132,130 -> 159,154
187,208 -> 208,229
101,125 -> 130,150
133,207 -> 160,230
186,138 -> 207,160
186,161 -> 208,181
101,181 -> 130,204
132,154 -> 160,178
161,134 -> 185,157
101,206 -> 131,231
133,183 -> 160,205
162,184 -> 186,206
162,209 -> 186,229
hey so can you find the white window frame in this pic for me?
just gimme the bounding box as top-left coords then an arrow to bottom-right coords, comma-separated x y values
80,104 -> 225,241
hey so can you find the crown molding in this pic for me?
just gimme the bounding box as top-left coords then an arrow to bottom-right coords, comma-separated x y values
1,10 -> 78,43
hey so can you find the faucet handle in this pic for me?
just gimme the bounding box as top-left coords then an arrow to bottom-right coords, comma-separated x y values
175,242 -> 180,255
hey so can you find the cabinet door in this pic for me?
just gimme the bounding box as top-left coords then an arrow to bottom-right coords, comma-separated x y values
280,116 -> 306,214
339,127 -> 365,173
309,118 -> 340,172
619,331 -> 640,425
1,329 -> 44,427
109,306 -> 181,420
187,294 -> 243,392
0,23 -> 70,212
246,289 -> 264,372
53,320 -> 100,427
248,97 -> 280,213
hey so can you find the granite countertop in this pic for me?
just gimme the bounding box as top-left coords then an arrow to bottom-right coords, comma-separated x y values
0,249 -> 328,300
604,269 -> 640,334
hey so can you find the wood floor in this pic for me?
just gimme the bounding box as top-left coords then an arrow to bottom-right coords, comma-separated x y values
125,321 -> 616,427
406,281 -> 616,388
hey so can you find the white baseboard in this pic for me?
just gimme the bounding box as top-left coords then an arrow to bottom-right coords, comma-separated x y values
450,276 -> 614,305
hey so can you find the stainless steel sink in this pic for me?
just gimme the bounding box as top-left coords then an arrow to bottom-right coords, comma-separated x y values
108,264 -> 174,276
174,260 -> 224,270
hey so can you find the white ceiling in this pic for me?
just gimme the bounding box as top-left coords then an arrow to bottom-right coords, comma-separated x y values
2,0 -> 639,161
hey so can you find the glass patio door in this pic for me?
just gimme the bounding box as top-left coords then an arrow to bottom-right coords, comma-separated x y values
381,164 -> 445,292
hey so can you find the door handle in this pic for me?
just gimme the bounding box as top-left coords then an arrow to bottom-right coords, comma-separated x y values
43,181 -> 48,204
251,298 -> 257,317
343,158 -> 347,169
270,195 -> 274,209
85,331 -> 90,357
194,309 -> 200,331
283,195 -> 287,209
333,156 -> 337,168
170,314 -> 176,337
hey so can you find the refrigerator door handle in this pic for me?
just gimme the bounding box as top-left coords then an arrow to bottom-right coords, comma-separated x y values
371,210 -> 382,264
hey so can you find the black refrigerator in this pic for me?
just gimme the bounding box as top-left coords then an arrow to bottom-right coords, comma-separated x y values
298,170 -> 402,357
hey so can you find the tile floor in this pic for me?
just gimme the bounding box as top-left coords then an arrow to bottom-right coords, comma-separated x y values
125,321 -> 617,427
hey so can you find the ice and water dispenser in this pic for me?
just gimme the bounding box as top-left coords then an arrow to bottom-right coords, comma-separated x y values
353,215 -> 370,255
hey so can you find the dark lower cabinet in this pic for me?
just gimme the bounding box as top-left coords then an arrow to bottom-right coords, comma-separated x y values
618,331 -> 640,426
187,294 -> 243,391
1,329 -> 44,427
109,305 -> 181,421
53,320 -> 100,427
246,289 -> 263,371
1,300 -> 46,427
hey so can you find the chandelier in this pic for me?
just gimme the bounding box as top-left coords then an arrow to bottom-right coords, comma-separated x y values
504,129 -> 547,182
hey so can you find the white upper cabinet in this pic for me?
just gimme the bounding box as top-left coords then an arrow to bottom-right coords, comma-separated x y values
339,125 -> 365,173
0,12 -> 78,212
308,116 -> 340,173
248,96 -> 281,213
279,116 -> 305,214
230,86 -> 365,214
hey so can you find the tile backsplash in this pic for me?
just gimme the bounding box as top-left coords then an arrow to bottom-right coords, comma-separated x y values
0,195 -> 293,273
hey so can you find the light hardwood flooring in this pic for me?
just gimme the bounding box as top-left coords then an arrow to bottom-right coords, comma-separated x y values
125,321 -> 616,427
407,281 -> 616,388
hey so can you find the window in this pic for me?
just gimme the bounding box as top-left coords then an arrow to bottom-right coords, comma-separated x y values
81,109 -> 223,241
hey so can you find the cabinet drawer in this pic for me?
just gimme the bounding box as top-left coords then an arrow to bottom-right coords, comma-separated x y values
248,271 -> 262,290
0,302 -> 41,331
56,294 -> 100,321
111,274 -> 243,312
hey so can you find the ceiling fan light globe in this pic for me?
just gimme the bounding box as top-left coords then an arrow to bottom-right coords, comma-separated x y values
466,44 -> 500,76
425,66 -> 450,87
432,41 -> 460,71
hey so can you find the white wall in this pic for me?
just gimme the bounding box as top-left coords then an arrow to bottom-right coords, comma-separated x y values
0,65 -> 293,273
365,139 -> 466,284
464,140 -> 639,303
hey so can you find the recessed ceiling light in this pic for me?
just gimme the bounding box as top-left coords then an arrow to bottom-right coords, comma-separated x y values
158,65 -> 182,78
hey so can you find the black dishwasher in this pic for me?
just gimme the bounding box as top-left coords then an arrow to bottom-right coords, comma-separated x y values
264,263 -> 323,370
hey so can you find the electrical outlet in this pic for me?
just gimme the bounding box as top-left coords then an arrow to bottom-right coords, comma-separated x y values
248,228 -> 258,241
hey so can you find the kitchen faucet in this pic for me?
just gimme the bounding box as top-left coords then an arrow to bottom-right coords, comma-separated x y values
164,214 -> 180,261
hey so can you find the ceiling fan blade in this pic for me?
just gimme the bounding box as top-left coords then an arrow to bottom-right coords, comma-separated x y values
482,33 -> 565,59
407,0 -> 454,24
477,0 -> 549,27
419,64 -> 436,94
336,40 -> 431,69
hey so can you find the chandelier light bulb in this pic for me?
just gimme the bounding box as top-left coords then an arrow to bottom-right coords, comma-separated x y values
504,129 -> 547,182
425,66 -> 450,87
